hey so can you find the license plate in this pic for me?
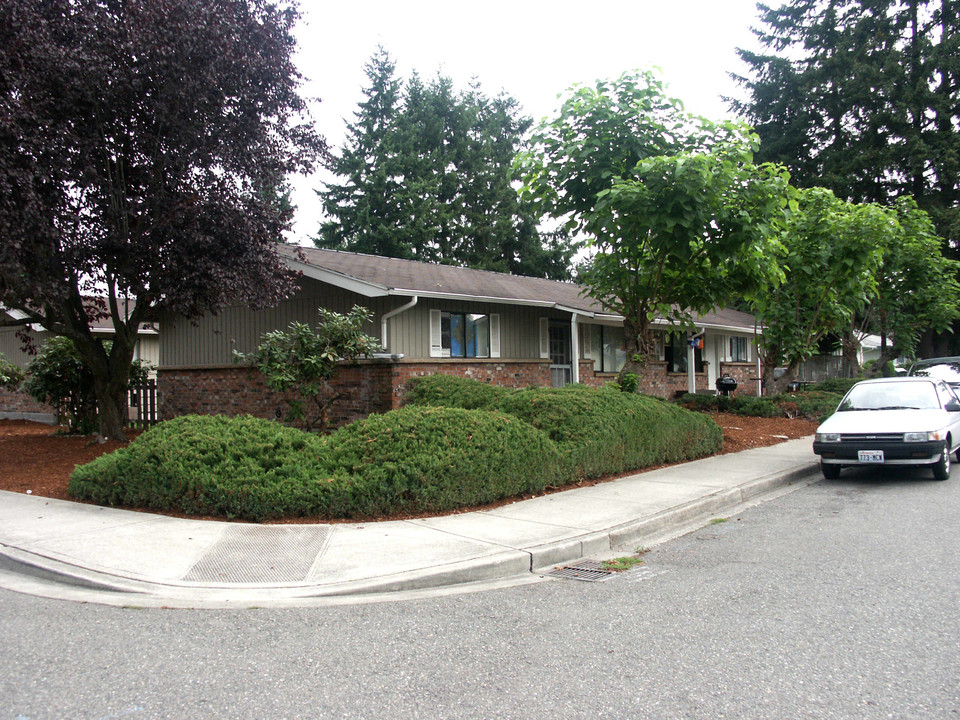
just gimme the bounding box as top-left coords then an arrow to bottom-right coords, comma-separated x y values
858,450 -> 884,463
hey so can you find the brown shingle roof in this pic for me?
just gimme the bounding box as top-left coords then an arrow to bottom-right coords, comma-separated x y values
277,245 -> 757,332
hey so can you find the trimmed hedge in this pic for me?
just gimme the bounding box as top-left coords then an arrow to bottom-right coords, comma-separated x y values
404,373 -> 509,410
68,415 -> 339,521
319,405 -> 562,517
408,378 -> 723,481
68,408 -> 562,521
678,389 -> 844,422
678,393 -> 783,418
69,377 -> 727,521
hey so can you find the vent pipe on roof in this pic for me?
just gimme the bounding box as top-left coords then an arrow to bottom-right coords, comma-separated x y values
381,296 -> 418,353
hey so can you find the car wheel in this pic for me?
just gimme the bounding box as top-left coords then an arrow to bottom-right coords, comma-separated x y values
954,446 -> 960,463
932,443 -> 951,481
821,462 -> 841,480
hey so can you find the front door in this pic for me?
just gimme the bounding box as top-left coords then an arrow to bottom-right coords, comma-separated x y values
549,321 -> 572,387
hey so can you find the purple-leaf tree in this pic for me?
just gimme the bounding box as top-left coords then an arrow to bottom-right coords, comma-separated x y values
0,0 -> 323,440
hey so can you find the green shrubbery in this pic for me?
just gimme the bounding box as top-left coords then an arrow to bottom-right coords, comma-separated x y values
404,373 -> 509,410
68,415 -> 338,520
69,407 -> 563,521
70,375 -> 726,520
407,377 -> 723,481
678,387 -> 844,423
320,405 -> 562,516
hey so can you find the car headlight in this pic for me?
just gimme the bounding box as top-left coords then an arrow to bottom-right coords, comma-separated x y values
904,431 -> 943,442
816,433 -> 841,443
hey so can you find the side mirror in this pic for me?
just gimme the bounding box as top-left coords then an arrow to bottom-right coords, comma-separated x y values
946,401 -> 960,413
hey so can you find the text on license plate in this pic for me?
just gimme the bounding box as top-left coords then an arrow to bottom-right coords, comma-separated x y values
858,450 -> 884,463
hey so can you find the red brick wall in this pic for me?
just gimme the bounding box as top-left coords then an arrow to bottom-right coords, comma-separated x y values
158,357 -> 761,429
0,387 -> 57,418
718,362 -> 761,397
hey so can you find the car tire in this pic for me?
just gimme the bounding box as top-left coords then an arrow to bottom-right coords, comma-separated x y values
821,462 -> 841,480
954,446 -> 960,463
932,443 -> 951,481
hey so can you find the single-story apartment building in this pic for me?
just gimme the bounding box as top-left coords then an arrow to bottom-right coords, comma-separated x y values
157,245 -> 762,428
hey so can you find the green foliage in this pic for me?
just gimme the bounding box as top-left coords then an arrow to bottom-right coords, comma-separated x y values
678,389 -> 842,422
319,406 -> 563,517
317,47 -> 576,280
405,378 -> 724,480
678,393 -> 783,418
24,337 -> 149,433
807,377 -> 861,395
0,353 -> 23,389
489,384 -> 721,480
69,409 -> 562,521
518,70 -> 791,377
71,379 -> 728,521
234,306 -> 381,432
732,0 -> 959,248
771,390 -> 844,423
749,187 -> 890,390
69,415 -> 338,521
619,373 -> 639,394
403,373 -> 509,410
868,198 -> 960,359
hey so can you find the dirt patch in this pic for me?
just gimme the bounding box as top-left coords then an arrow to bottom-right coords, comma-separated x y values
0,413 -> 817,519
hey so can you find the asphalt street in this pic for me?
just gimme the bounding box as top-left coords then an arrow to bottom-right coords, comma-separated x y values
2,464 -> 959,720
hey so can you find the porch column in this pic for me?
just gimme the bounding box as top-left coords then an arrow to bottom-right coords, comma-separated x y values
687,338 -> 697,394
570,314 -> 580,384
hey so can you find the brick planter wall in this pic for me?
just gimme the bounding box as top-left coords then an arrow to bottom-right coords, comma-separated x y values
158,357 -> 762,429
0,387 -> 57,422
718,362 -> 762,397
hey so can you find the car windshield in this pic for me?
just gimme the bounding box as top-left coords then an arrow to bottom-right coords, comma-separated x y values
908,360 -> 960,385
838,382 -> 941,411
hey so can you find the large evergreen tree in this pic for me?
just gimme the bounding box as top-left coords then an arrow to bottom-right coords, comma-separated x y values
731,0 -> 959,246
317,50 -> 577,279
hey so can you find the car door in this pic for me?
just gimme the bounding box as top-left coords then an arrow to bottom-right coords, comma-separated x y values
937,381 -> 960,452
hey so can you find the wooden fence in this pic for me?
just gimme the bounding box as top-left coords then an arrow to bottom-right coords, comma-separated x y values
128,379 -> 158,427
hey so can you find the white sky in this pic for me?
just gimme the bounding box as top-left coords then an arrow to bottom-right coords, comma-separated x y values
288,0 -> 778,243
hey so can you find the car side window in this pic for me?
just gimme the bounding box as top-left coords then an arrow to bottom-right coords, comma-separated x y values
936,382 -> 958,409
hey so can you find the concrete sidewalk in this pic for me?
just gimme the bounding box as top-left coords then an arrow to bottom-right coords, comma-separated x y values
0,437 -> 819,607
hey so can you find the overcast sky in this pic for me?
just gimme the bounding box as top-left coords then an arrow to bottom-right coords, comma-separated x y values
287,0 -> 778,243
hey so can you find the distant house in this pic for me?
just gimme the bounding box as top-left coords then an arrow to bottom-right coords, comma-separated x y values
157,245 -> 762,428
0,300 -> 160,422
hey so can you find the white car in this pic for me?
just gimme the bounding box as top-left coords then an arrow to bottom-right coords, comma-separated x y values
813,377 -> 960,480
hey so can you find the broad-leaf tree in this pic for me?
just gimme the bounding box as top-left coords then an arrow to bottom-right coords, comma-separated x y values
845,197 -> 960,373
518,70 -> 792,383
751,188 -> 891,393
0,0 -> 322,440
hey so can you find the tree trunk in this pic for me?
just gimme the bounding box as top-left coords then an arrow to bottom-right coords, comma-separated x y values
765,357 -> 801,396
617,317 -> 653,388
71,325 -> 137,443
840,331 -> 861,378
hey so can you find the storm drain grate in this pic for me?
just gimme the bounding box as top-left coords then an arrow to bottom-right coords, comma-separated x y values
182,525 -> 332,584
545,559 -> 613,582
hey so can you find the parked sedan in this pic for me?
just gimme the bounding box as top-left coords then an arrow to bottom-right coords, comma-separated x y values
907,356 -> 960,390
813,377 -> 960,480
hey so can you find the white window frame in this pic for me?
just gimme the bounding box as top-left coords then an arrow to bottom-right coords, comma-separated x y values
429,309 -> 500,359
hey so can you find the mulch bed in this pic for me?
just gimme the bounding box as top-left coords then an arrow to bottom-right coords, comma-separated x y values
0,413 -> 818,520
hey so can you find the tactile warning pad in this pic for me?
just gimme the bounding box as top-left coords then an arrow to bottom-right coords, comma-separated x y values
182,525 -> 332,584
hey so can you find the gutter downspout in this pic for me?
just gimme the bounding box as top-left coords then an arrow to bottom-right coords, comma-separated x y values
380,296 -> 418,353
570,313 -> 580,384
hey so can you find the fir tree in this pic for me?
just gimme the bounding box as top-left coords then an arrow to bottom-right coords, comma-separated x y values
731,0 -> 959,246
317,51 -> 576,279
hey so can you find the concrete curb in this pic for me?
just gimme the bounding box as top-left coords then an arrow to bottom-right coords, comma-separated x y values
0,459 -> 821,604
